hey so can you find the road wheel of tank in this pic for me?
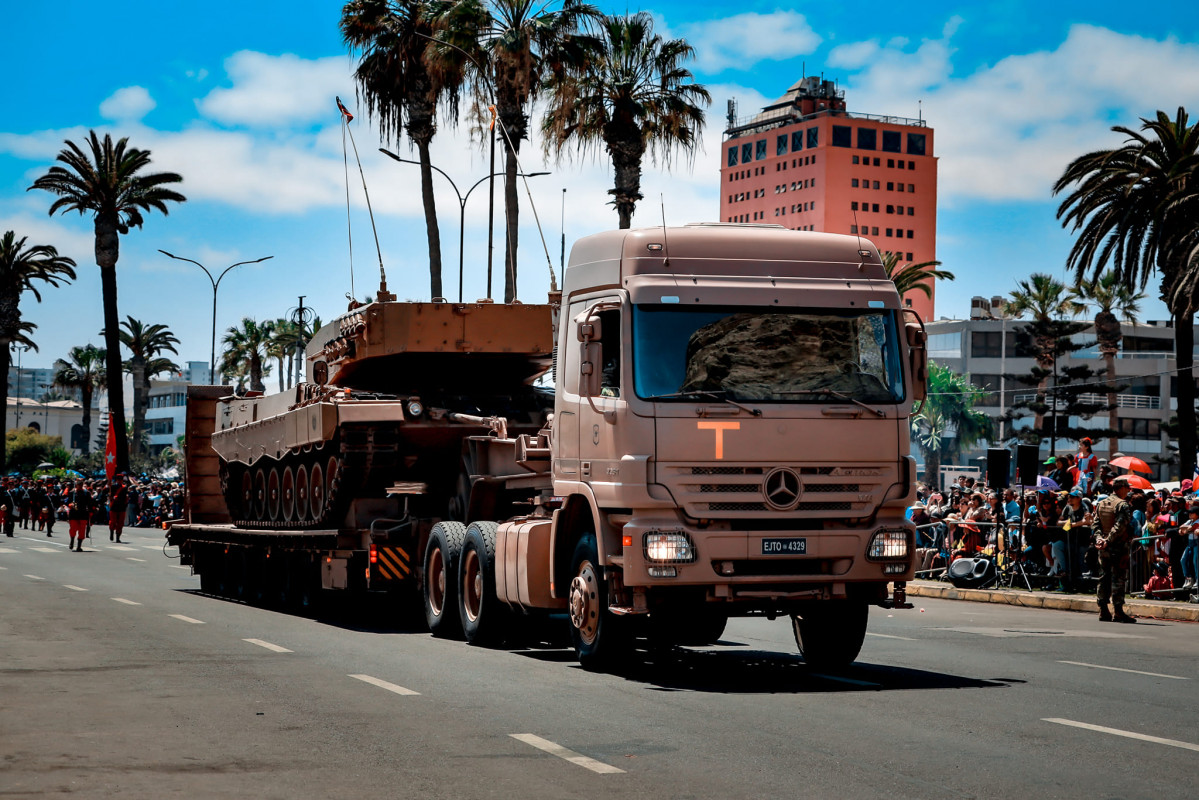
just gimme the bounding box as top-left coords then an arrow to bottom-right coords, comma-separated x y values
309,462 -> 325,523
280,467 -> 295,524
294,465 -> 309,525
791,600 -> 869,671
568,534 -> 629,670
266,466 -> 282,522
459,522 -> 509,646
239,470 -> 254,520
252,467 -> 267,522
423,521 -> 466,638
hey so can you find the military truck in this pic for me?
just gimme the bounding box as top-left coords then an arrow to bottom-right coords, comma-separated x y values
168,223 -> 926,669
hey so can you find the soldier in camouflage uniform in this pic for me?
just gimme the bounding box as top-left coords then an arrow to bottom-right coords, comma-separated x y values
1093,476 -> 1137,623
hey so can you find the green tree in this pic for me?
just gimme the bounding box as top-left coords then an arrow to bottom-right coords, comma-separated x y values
880,250 -> 955,303
52,344 -> 106,456
541,11 -> 708,229
1054,107 -> 1199,477
5,429 -> 65,474
1072,271 -> 1143,456
118,317 -> 180,456
267,317 -> 304,391
28,131 -> 185,475
221,318 -> 274,393
1002,273 -> 1085,433
911,362 -> 992,484
342,0 -> 469,299
0,230 -> 76,467
440,0 -> 597,302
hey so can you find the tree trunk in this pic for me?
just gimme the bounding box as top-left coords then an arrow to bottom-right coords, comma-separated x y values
607,133 -> 646,230
277,356 -> 285,393
96,218 -> 129,474
286,351 -> 293,390
503,137 -> 520,304
80,383 -> 93,456
0,345 -> 9,469
923,443 -> 941,488
250,352 -> 264,393
130,356 -> 145,456
415,135 -> 443,300
1176,310 -> 1196,480
1103,349 -> 1119,457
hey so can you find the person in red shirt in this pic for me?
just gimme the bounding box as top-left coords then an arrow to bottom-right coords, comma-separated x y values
108,474 -> 129,543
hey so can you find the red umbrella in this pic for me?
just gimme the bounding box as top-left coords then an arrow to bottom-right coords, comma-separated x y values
1121,475 -> 1154,490
1109,456 -> 1152,474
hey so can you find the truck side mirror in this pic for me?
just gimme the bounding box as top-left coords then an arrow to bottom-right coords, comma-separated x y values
906,322 -> 927,402
578,316 -> 603,398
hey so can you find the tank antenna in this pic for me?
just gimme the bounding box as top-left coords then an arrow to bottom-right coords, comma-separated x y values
851,206 -> 869,271
338,99 -> 356,299
660,194 -> 670,268
337,97 -> 392,301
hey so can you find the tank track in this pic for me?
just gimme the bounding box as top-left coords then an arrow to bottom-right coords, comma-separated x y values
220,425 -> 399,530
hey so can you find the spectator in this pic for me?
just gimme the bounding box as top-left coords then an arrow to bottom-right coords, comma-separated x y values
1145,562 -> 1173,599
1076,438 -> 1097,493
1180,504 -> 1199,590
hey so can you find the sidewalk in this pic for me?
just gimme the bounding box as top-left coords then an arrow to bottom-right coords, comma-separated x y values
907,579 -> 1199,622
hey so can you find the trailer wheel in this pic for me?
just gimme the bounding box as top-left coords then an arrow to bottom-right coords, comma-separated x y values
423,522 -> 466,638
252,468 -> 267,522
294,465 -> 309,524
459,522 -> 509,646
568,534 -> 629,670
267,467 -> 282,522
791,600 -> 868,671
281,467 -> 295,523
309,462 -> 325,521
238,470 -> 254,519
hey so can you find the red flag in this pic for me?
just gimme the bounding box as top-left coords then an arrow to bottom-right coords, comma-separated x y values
336,96 -> 354,122
105,412 -> 117,481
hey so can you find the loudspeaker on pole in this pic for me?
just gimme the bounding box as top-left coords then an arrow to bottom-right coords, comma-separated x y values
987,448 -> 1010,489
1016,444 -> 1040,487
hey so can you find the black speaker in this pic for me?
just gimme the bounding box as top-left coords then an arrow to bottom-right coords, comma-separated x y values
947,557 -> 996,589
987,448 -> 1010,489
1016,444 -> 1040,487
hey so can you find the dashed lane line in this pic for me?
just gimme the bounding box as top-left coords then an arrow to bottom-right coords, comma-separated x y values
1045,719 -> 1199,752
169,614 -> 205,624
29,547 -> 58,553
509,734 -> 626,775
24,574 -> 45,581
142,544 -> 164,550
107,545 -> 137,552
1058,660 -> 1188,680
63,585 -> 87,592
866,632 -> 916,641
349,674 -> 420,696
111,598 -> 141,606
127,557 -> 147,563
170,565 -> 191,570
244,638 -> 293,653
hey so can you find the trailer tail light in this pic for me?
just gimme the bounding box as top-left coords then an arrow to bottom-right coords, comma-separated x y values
370,544 -> 378,564
622,535 -> 632,548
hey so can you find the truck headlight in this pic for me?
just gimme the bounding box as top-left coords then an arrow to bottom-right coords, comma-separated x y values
406,398 -> 424,418
868,528 -> 910,560
643,531 -> 696,563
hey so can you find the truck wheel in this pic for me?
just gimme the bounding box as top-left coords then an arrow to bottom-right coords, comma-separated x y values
423,522 -> 466,638
459,522 -> 509,646
791,600 -> 869,671
568,534 -> 629,670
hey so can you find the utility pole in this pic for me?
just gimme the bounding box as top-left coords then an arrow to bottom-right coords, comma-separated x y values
560,189 -> 566,275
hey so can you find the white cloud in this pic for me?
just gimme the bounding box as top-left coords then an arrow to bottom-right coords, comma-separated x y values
99,86 -> 156,121
197,51 -> 356,127
676,11 -> 822,74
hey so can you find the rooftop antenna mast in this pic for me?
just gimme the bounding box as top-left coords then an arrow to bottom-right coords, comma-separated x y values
337,97 -> 392,302
660,194 -> 670,268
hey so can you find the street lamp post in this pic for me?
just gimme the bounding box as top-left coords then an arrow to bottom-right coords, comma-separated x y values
378,149 -> 548,302
11,344 -> 29,430
158,251 -> 274,383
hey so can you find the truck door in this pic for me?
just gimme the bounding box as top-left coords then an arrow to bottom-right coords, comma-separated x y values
577,301 -> 624,490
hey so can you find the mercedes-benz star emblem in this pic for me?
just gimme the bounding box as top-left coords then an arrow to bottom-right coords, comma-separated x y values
763,468 -> 801,511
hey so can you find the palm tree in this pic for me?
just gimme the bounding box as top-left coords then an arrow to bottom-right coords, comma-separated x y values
440,0 -> 597,302
880,251 -> 955,303
1003,273 -> 1086,434
266,317 -> 302,392
541,12 -> 708,229
221,318 -> 274,393
911,362 -> 992,484
52,345 -> 106,456
28,131 -> 185,474
118,317 -> 180,456
1073,272 -> 1143,456
342,0 -> 468,300
0,231 -> 76,466
1054,107 -> 1199,477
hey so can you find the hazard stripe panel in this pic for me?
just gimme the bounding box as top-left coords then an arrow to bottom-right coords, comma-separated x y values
375,546 -> 411,581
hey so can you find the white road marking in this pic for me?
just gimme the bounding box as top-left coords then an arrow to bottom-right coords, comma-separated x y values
243,638 -> 292,653
810,673 -> 882,687
63,585 -> 87,592
127,557 -> 147,563
509,734 -> 625,775
111,598 -> 141,606
941,626 -> 1144,639
169,614 -> 205,624
142,544 -> 163,550
349,674 -> 420,696
29,547 -> 58,553
866,632 -> 916,641
0,549 -> 15,554
1058,660 -> 1188,680
24,574 -> 45,581
1045,719 -> 1199,752
107,545 -> 137,551
170,565 -> 191,570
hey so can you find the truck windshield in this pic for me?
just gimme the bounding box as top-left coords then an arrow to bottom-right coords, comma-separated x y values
633,305 -> 905,404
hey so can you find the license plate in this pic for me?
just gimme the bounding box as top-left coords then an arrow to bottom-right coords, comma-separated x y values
761,537 -> 807,555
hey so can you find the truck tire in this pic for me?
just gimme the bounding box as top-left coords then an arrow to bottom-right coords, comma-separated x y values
791,600 -> 868,670
424,521 -> 466,638
568,534 -> 629,670
459,522 -> 509,646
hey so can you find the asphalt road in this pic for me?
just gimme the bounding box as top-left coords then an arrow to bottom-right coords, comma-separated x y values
2,527 -> 1197,799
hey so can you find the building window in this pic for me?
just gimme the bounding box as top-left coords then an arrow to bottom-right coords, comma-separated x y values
857,128 -> 877,150
741,143 -> 752,164
886,204 -> 894,214
908,184 -> 915,192
832,126 -> 851,147
898,160 -> 906,170
807,127 -> 819,148
851,201 -> 858,210
852,155 -> 860,165
1119,418 -> 1161,439
882,130 -> 902,153
909,160 -> 915,169
897,206 -> 904,215
755,139 -> 767,160
147,418 -> 175,436
872,203 -> 879,212
907,133 -> 926,156
971,331 -> 1007,358
906,252 -> 913,260
887,158 -> 895,168
852,178 -> 859,188
871,227 -> 879,235
850,225 -> 858,234
928,332 -> 963,359
908,206 -> 914,215
971,374 -> 1002,407
887,182 -> 894,191
727,146 -> 738,167
777,134 -> 788,156
906,230 -> 914,238
873,157 -> 880,166
898,184 -> 905,192
872,181 -> 880,189
886,228 -> 893,237
791,130 -> 804,152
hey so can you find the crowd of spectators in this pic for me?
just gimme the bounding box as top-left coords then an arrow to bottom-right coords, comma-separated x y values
910,438 -> 1199,601
0,474 -> 185,539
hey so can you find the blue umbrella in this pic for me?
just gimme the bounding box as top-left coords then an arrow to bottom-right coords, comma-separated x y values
65,469 -> 84,478
1015,475 -> 1059,491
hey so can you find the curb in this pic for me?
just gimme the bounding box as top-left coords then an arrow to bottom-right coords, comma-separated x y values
906,580 -> 1199,622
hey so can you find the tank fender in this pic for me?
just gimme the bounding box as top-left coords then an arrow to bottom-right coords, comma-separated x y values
549,488 -> 622,599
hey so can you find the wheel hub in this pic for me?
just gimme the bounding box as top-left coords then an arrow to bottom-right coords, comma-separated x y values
569,562 -> 600,645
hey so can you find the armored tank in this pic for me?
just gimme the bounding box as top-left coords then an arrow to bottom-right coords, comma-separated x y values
209,298 -> 555,529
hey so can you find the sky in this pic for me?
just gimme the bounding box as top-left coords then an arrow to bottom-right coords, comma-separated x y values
3,0 -> 1199,385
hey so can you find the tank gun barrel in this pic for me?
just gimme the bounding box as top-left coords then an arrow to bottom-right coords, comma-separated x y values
446,413 -> 508,439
